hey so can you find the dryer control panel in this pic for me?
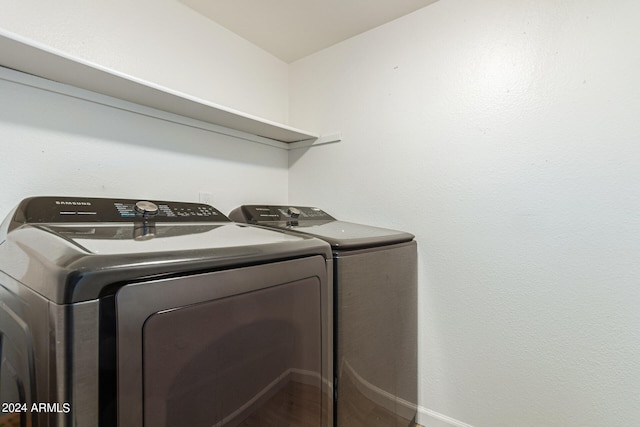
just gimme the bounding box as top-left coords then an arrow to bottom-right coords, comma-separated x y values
14,196 -> 229,224
231,205 -> 336,223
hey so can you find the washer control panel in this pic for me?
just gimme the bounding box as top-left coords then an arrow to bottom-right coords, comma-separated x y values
18,197 -> 229,223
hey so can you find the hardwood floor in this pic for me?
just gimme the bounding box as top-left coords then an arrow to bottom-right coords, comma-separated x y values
0,412 -> 30,427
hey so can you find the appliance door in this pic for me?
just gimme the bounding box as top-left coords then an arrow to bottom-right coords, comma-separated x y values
115,255 -> 331,427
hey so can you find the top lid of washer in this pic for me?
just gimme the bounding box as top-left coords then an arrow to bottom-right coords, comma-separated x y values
0,197 -> 331,303
229,205 -> 414,250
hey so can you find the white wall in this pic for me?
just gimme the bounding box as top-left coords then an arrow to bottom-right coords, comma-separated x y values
289,1 -> 640,426
0,0 -> 289,123
0,0 -> 291,218
0,70 -> 289,220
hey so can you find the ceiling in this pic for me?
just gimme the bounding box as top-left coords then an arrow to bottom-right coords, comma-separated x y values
179,0 -> 440,63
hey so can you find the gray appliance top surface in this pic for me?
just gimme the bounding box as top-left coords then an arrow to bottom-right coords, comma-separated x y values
39,222 -> 307,255
229,205 -> 415,250
0,197 -> 331,303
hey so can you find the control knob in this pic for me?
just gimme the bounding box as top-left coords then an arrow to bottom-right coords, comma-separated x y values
135,200 -> 159,216
287,207 -> 301,218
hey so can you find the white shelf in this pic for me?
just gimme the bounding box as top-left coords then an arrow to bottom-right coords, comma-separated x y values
0,29 -> 337,146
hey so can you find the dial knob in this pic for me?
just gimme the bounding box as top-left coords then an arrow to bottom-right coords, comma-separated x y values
287,207 -> 301,218
134,200 -> 159,216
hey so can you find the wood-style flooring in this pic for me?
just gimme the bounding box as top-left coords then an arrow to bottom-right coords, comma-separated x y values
0,412 -> 29,427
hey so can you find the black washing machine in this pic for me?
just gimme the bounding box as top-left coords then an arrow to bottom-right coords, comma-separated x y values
229,205 -> 417,427
0,196 -> 333,427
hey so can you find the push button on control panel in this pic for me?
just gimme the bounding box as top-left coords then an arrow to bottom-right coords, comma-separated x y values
115,201 -> 223,221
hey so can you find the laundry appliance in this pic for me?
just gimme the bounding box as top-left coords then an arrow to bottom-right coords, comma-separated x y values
0,196 -> 333,427
229,205 -> 417,427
